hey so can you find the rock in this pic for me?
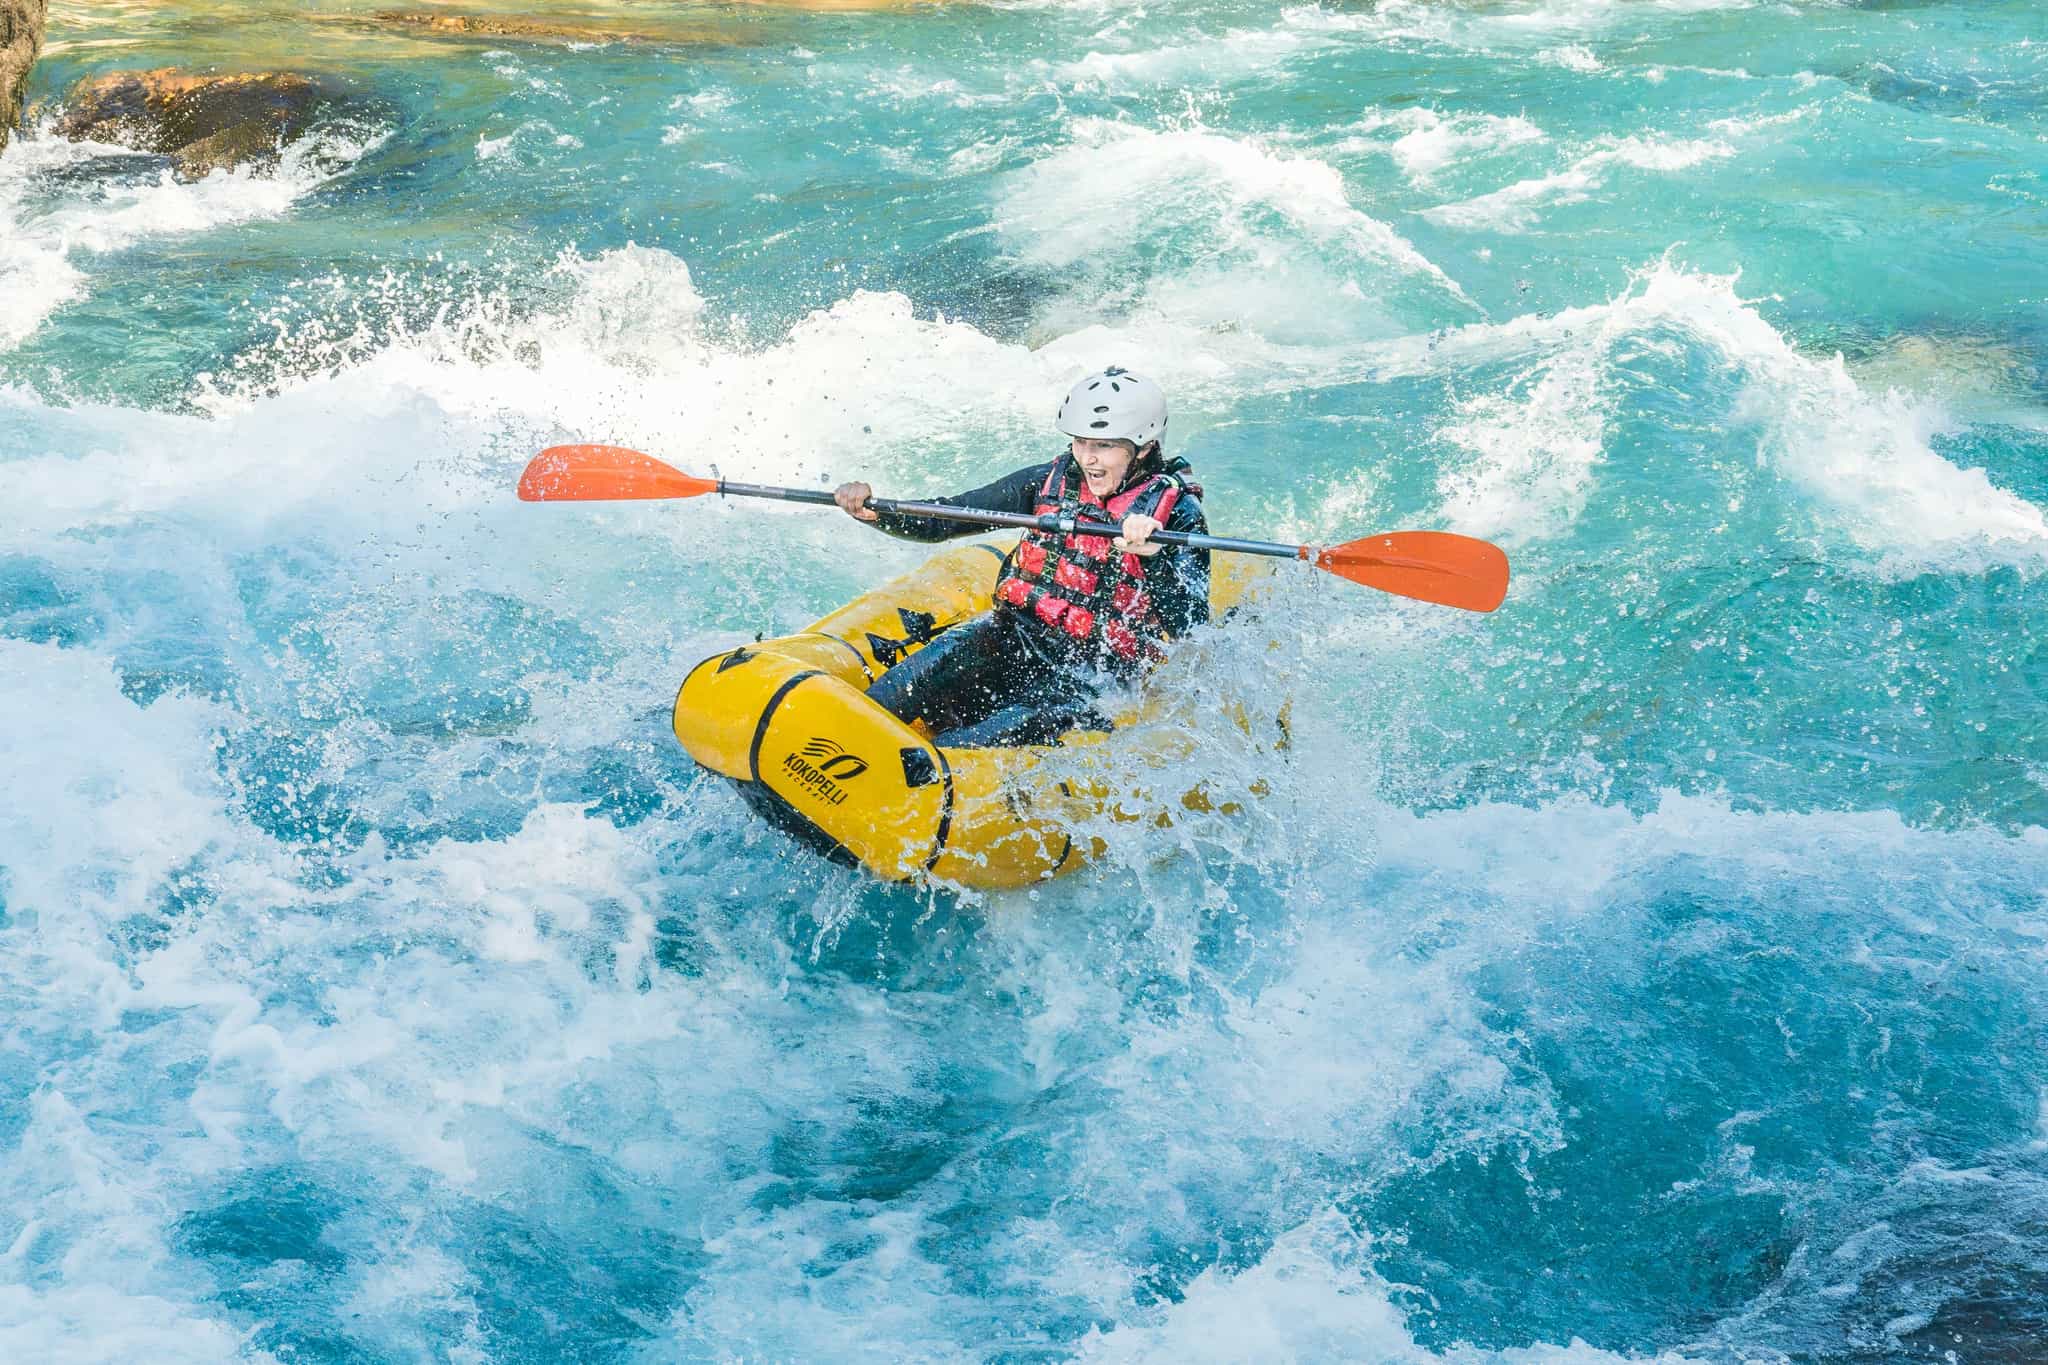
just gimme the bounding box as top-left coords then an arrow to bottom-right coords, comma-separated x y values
171,119 -> 305,179
356,11 -> 747,46
731,0 -> 947,8
328,4 -> 939,51
0,0 -> 48,155
53,69 -> 338,178
368,11 -> 654,44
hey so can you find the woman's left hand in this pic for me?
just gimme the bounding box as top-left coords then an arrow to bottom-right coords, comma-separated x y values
1114,513 -> 1164,556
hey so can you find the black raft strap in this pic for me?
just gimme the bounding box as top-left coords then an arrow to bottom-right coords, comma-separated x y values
747,670 -> 823,783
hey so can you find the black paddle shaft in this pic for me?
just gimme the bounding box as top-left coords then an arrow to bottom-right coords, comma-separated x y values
714,479 -> 1301,561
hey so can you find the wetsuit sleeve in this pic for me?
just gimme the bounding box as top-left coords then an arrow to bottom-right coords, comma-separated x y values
868,462 -> 1053,542
1148,494 -> 1211,635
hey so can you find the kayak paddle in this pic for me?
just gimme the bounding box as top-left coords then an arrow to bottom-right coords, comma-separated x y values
518,443 -> 1509,613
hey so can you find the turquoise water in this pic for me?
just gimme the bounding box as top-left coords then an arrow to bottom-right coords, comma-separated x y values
4,0 -> 2047,1358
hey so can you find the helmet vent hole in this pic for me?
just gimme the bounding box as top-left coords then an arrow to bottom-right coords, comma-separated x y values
1089,420 -> 1109,429
1093,405 -> 1110,413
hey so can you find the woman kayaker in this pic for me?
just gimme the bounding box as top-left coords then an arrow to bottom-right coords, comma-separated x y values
833,366 -> 1209,747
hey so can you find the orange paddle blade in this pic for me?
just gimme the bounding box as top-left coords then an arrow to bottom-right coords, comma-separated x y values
1310,531 -> 1510,612
517,444 -> 718,502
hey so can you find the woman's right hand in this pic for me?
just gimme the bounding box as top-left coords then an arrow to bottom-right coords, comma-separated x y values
834,482 -> 879,522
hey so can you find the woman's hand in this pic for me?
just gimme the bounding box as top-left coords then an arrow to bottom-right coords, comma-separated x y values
834,481 -> 879,522
1114,513 -> 1164,556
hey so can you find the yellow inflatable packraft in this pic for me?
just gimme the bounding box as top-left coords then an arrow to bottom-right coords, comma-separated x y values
671,538 -> 1277,889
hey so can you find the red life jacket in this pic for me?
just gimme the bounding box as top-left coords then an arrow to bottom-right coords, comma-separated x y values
993,454 -> 1200,663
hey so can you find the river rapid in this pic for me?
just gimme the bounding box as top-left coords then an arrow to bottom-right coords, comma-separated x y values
3,1 -> 2047,1360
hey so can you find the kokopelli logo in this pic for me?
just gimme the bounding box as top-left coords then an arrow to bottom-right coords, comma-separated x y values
797,737 -> 869,781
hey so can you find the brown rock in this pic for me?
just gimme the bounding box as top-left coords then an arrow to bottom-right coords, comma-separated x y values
1,0 -> 49,155
371,12 -> 646,43
171,120 -> 300,179
54,69 -> 338,178
731,0 -> 946,8
361,11 -> 738,46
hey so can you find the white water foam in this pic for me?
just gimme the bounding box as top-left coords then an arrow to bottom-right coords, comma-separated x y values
2,602 -> 2042,1358
986,776 -> 2048,1358
0,1278 -> 264,1365
1327,107 -> 1551,189
0,642 -> 286,1355
1298,262 -> 2048,571
0,120 -> 387,351
10,219 -> 2028,638
1435,331 -> 1610,543
997,117 -> 1462,286
1626,268 -> 2048,572
13,237 -> 2032,608
0,234 -> 1358,713
1050,27 -> 1315,91
1076,1211 -> 1701,1362
0,645 -> 752,1351
195,237 -> 1409,501
994,116 -> 1476,333
1284,0 -> 1765,53
476,119 -> 581,163
1424,133 -> 1737,233
0,11 -> 2039,1362
856,63 -> 1012,110
1029,0 -> 1770,94
1537,43 -> 1607,73
0,640 -> 242,1007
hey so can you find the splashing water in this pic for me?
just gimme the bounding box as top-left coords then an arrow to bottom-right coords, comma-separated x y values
3,0 -> 2047,1359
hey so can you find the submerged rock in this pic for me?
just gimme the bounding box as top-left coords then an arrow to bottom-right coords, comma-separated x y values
367,11 -> 655,43
730,0 -> 949,8
0,0 -> 47,155
356,10 -> 744,46
53,69 -> 340,179
348,2 -> 936,46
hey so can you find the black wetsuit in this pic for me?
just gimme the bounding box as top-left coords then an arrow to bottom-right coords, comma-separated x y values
864,455 -> 1210,748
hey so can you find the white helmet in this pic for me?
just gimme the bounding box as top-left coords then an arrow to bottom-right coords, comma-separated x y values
1055,366 -> 1167,449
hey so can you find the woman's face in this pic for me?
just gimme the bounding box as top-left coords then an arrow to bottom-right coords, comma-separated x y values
1071,437 -> 1136,499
